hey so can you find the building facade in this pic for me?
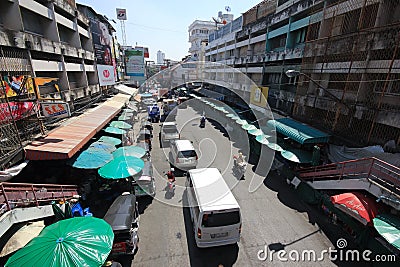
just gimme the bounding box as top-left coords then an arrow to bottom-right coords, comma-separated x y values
188,20 -> 217,61
204,0 -> 400,146
157,50 -> 165,65
0,0 -> 118,167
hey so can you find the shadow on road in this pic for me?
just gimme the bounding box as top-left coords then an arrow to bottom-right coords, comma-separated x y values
182,191 -> 239,267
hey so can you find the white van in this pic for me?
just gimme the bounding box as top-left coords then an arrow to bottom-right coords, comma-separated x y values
170,140 -> 198,170
186,168 -> 241,248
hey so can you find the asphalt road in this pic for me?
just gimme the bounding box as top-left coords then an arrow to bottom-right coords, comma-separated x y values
131,100 -> 338,267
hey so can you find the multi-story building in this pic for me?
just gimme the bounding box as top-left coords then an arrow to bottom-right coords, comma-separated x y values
157,50 -> 165,65
188,20 -> 218,61
0,0 -> 117,167
204,0 -> 399,145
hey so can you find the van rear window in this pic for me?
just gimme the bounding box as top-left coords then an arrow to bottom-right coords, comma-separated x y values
201,211 -> 240,227
179,150 -> 197,158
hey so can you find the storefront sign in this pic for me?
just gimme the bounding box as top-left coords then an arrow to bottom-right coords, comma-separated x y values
41,102 -> 70,119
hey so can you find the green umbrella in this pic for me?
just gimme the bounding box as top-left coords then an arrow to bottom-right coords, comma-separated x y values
267,142 -> 284,151
104,127 -> 127,135
110,121 -> 132,129
118,114 -> 133,121
112,146 -> 147,159
226,113 -> 237,118
373,214 -> 400,250
248,128 -> 264,136
98,156 -> 145,179
72,149 -> 113,169
281,149 -> 312,164
88,142 -> 116,153
5,217 -> 114,267
235,119 -> 248,125
98,136 -> 121,146
256,134 -> 270,145
242,124 -> 257,131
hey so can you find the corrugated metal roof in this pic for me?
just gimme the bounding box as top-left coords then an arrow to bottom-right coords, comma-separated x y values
25,94 -> 130,160
267,118 -> 330,144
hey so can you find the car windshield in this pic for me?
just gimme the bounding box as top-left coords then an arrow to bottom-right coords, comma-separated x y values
178,150 -> 196,158
163,126 -> 177,133
201,211 -> 240,227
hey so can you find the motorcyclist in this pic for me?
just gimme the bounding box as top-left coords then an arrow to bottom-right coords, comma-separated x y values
235,152 -> 245,166
166,168 -> 175,182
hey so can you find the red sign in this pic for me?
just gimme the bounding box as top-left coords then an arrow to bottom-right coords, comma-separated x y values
103,69 -> 110,78
112,242 -> 126,254
0,102 -> 35,122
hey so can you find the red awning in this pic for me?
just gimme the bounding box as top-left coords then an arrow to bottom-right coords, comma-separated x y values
330,192 -> 378,225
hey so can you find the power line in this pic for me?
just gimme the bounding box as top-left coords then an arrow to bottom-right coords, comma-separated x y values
125,22 -> 186,34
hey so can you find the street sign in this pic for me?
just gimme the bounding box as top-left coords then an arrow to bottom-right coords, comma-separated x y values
116,8 -> 127,20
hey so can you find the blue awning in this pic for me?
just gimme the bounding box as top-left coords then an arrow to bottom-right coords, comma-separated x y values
198,88 -> 224,101
267,118 -> 330,144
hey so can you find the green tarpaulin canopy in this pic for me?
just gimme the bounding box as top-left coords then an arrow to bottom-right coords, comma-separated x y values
5,217 -> 114,267
242,124 -> 257,131
104,127 -> 127,135
373,214 -> 400,250
248,129 -> 264,136
98,136 -> 121,146
88,142 -> 116,153
255,134 -> 270,145
112,146 -> 147,159
281,149 -> 313,164
72,149 -> 113,169
267,118 -> 330,144
110,121 -> 132,129
98,156 -> 145,179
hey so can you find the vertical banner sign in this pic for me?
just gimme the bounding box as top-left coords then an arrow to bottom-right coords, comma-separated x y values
116,9 -> 127,20
89,16 -> 116,86
125,49 -> 145,77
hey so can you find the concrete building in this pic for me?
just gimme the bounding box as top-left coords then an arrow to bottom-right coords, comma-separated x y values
0,0 -> 109,106
0,0 -> 118,167
188,20 -> 217,61
157,50 -> 165,64
204,0 -> 400,145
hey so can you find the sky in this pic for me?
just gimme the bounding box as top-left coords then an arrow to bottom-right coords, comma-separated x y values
77,0 -> 263,62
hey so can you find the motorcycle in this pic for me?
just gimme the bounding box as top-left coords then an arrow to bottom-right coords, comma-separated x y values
200,116 -> 206,128
233,155 -> 247,179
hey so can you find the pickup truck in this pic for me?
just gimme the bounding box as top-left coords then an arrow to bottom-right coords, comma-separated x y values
159,122 -> 179,147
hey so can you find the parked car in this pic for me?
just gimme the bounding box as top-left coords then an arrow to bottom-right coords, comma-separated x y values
103,193 -> 139,257
132,161 -> 155,197
159,122 -> 179,147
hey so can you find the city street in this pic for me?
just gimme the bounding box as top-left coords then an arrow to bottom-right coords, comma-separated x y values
132,101 -> 337,267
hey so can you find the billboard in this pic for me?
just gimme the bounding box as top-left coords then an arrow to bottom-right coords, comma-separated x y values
116,8 -> 127,20
0,76 -> 35,98
33,77 -> 62,100
89,16 -> 116,85
97,65 -> 116,86
125,49 -> 145,77
0,101 -> 35,122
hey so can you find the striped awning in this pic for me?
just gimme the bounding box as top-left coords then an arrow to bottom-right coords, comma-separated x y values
267,118 -> 330,144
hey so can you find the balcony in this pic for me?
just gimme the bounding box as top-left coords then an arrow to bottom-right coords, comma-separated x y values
53,0 -> 76,17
